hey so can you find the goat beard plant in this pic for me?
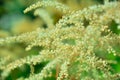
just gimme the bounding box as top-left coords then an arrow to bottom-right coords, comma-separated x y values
0,0 -> 120,80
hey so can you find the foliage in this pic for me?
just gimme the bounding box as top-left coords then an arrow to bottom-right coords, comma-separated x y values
0,0 -> 120,80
